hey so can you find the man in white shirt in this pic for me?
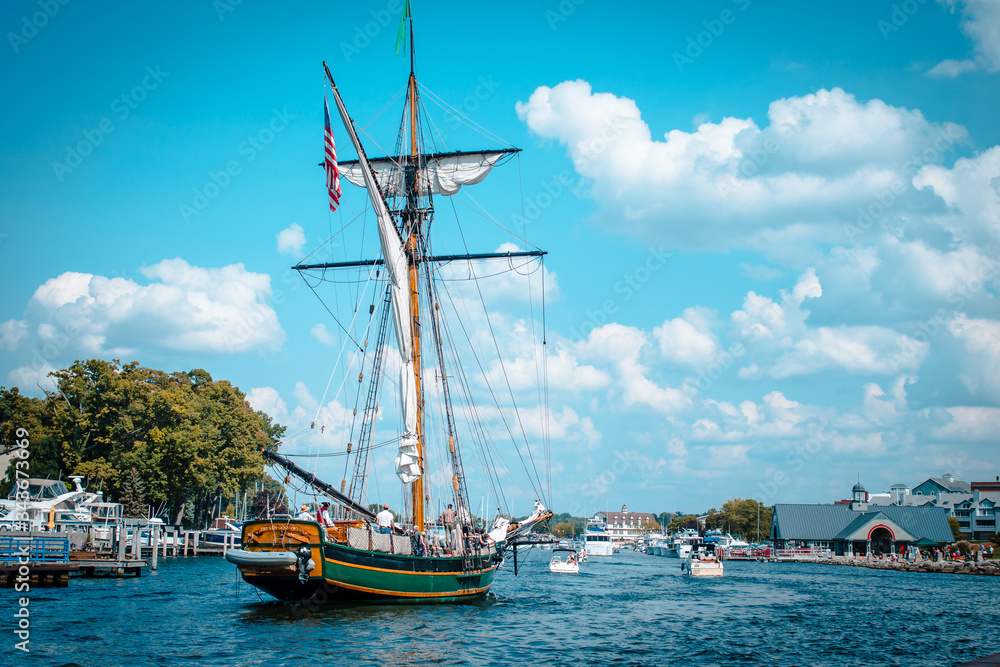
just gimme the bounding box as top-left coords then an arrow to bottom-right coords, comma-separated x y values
296,504 -> 312,520
318,501 -> 332,526
376,504 -> 395,534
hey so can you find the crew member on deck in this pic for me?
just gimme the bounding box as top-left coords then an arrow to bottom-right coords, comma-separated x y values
297,504 -> 312,520
377,504 -> 395,534
317,501 -> 332,526
440,504 -> 456,533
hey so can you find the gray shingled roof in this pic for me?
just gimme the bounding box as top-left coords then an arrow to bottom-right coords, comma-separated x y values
877,505 -> 955,543
772,504 -> 952,543
917,477 -> 972,493
832,512 -> 886,540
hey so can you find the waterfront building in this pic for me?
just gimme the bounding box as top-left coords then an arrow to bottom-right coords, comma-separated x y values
590,505 -> 657,545
771,482 -> 953,556
866,473 -> 1000,541
911,473 -> 971,496
972,476 -> 1000,494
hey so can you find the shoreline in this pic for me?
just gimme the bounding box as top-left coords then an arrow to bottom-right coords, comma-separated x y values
791,555 -> 1000,575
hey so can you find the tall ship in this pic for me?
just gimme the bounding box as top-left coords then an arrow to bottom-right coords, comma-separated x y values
227,4 -> 552,603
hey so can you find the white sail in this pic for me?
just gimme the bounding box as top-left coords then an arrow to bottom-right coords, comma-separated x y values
327,85 -> 422,484
340,151 -> 510,197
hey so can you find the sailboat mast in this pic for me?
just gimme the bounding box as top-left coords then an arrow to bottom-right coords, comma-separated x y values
405,9 -> 426,532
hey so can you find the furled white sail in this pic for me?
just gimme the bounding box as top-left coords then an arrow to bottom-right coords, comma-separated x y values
340,151 -> 509,198
328,84 -> 422,484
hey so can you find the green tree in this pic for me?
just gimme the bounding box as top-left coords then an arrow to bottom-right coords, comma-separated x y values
667,514 -> 700,533
704,512 -> 726,531
715,498 -> 772,543
547,512 -> 586,536
551,522 -> 577,537
948,517 -> 964,540
0,359 -> 286,527
121,467 -> 147,517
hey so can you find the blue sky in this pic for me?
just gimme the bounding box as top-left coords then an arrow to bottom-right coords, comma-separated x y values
2,1 -> 998,517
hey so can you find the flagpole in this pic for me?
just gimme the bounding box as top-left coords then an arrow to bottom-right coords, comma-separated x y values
408,1 -> 415,75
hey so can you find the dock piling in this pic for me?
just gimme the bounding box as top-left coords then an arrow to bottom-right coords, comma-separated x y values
151,524 -> 159,571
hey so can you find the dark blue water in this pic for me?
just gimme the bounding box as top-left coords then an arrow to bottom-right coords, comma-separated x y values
3,550 -> 997,666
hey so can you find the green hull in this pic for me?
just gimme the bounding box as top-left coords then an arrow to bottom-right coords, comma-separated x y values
237,520 -> 500,604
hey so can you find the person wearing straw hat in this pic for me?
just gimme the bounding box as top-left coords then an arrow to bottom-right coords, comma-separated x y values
296,504 -> 312,520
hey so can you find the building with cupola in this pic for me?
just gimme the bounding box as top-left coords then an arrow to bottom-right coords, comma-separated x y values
770,481 -> 954,556
590,504 -> 657,545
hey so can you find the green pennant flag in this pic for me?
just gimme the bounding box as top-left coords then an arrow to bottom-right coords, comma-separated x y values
395,0 -> 411,57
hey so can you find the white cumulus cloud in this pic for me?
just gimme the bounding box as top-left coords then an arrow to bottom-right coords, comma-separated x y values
928,0 -> 1000,76
516,81 -> 966,252
277,223 -> 306,256
2,259 -> 284,390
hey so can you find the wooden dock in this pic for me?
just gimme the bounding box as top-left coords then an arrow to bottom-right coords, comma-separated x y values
0,562 -> 80,587
0,523 -> 242,590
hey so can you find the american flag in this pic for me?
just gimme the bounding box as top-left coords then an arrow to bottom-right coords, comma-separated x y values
324,96 -> 341,212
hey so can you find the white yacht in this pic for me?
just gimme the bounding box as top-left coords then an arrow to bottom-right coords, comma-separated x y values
0,476 -> 122,531
662,529 -> 704,558
582,518 -> 614,556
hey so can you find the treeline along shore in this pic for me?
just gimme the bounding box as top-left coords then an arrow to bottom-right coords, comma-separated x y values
0,358 -> 285,525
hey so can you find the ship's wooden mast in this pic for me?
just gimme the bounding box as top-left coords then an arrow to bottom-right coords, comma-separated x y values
314,12 -> 547,531
405,16 -> 425,531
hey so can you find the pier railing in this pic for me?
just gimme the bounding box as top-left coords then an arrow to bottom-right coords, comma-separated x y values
722,546 -> 832,560
0,535 -> 70,563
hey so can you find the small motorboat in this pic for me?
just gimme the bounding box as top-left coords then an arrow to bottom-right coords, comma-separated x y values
550,548 -> 580,574
682,551 -> 724,577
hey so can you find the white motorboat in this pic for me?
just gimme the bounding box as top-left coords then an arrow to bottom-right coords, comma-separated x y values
0,476 -> 123,532
549,548 -> 580,574
682,552 -> 724,577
